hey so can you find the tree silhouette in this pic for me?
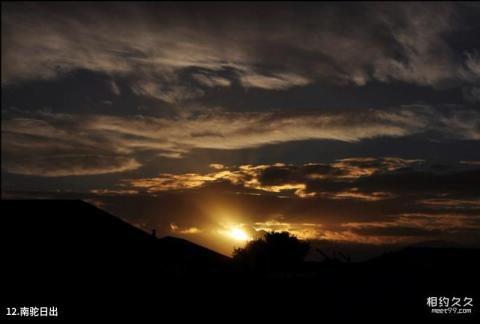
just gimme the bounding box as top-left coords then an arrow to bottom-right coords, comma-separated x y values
233,231 -> 310,273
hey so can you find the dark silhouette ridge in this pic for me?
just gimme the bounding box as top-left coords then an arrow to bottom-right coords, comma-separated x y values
3,200 -> 231,280
2,200 -> 479,321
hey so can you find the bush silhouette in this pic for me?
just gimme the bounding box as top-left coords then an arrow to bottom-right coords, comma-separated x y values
233,231 -> 310,273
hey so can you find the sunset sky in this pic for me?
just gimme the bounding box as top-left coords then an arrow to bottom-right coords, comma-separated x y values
2,2 -> 480,256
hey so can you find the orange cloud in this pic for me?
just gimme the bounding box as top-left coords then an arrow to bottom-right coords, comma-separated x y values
120,159 -> 424,199
170,223 -> 201,234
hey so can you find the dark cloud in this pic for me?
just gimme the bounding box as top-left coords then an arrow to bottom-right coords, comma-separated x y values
353,169 -> 480,197
2,2 -> 479,94
350,226 -> 444,237
2,3 -> 479,180
118,158 -> 480,216
2,105 -> 479,177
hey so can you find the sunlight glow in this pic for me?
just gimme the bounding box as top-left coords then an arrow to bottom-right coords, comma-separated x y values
228,227 -> 251,241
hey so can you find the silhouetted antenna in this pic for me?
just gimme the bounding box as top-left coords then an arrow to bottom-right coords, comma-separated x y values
316,248 -> 331,261
338,251 -> 351,263
151,229 -> 156,238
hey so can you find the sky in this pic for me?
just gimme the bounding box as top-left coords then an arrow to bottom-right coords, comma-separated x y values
2,2 -> 480,256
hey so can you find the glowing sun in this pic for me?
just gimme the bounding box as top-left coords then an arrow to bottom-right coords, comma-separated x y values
228,227 -> 251,241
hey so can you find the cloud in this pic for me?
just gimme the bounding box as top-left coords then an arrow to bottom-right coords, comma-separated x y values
209,163 -> 225,170
349,225 -> 443,237
192,73 -> 231,88
4,156 -> 139,177
170,223 -> 201,234
463,86 -> 480,103
342,212 -> 480,244
418,198 -> 480,210
12,155 -> 477,249
131,79 -> 205,104
86,177 -> 480,249
465,51 -> 480,77
240,72 -> 310,90
371,3 -> 458,86
1,115 -> 142,176
460,160 -> 480,165
121,158 -> 480,206
2,105 -> 479,176
2,2 -> 478,96
2,133 -> 141,176
109,80 -> 121,96
252,220 -> 323,240
110,158 -> 479,247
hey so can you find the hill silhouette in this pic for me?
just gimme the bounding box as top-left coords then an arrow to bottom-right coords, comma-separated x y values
3,200 -> 230,279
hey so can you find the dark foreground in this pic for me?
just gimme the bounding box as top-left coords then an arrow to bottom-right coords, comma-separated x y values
2,200 -> 479,322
